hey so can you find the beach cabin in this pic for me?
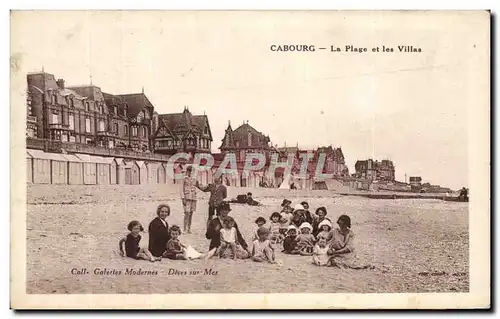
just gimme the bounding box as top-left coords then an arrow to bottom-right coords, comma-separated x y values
26,152 -> 33,183
136,161 -> 148,184
157,163 -> 167,184
124,160 -> 140,185
114,158 -> 126,185
27,149 -> 67,184
92,156 -> 113,185
75,153 -> 97,185
61,154 -> 84,185
146,162 -> 160,184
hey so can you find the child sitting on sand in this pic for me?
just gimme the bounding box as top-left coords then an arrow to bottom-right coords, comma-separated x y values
164,225 -> 205,260
219,217 -> 238,260
269,212 -> 284,244
164,225 -> 187,260
251,227 -> 276,263
312,238 -> 330,266
282,225 -> 299,254
119,220 -> 159,262
253,217 -> 267,241
296,222 -> 316,256
316,219 -> 334,243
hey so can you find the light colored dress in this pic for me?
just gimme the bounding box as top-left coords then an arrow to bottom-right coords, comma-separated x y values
251,239 -> 275,262
312,244 -> 329,266
328,228 -> 372,269
220,227 -> 236,243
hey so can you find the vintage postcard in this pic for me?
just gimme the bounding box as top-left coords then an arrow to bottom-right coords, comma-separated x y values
10,10 -> 490,309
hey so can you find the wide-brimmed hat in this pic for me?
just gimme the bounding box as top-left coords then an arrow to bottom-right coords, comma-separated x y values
318,219 -> 332,230
281,199 -> 292,207
219,201 -> 231,212
299,222 -> 313,231
294,204 -> 305,211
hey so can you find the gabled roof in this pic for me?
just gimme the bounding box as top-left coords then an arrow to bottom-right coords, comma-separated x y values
220,122 -> 270,150
115,93 -> 154,117
156,108 -> 212,140
61,154 -> 83,162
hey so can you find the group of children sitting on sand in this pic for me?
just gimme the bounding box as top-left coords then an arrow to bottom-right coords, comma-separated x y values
251,200 -> 338,266
119,199 -> 349,267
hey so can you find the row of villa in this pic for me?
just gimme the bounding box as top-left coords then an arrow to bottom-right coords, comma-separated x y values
25,70 -> 400,189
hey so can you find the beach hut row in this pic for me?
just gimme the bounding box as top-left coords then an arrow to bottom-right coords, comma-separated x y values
26,150 -> 170,185
26,150 -> 219,186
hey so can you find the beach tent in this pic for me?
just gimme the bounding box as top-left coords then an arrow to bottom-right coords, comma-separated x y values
99,156 -> 117,184
114,158 -> 126,185
27,149 -> 68,184
279,173 -> 291,190
26,152 -> 33,183
75,153 -> 97,185
136,161 -> 148,184
61,154 -> 84,185
157,163 -> 167,184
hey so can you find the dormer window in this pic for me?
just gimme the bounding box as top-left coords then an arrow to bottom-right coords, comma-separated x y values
51,93 -> 57,104
70,97 -> 74,108
85,102 -> 89,112
114,105 -> 117,114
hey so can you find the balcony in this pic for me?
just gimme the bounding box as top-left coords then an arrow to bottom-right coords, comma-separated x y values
96,130 -> 113,137
27,115 -> 37,123
49,123 -> 70,131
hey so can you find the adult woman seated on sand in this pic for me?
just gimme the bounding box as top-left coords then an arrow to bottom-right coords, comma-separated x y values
327,214 -> 372,269
148,204 -> 171,258
205,202 -> 251,259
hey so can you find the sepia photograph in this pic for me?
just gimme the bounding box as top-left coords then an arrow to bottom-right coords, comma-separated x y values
10,10 -> 490,309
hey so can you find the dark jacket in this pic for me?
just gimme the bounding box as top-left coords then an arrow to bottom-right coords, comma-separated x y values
199,183 -> 227,207
283,235 -> 298,253
148,217 -> 170,257
205,216 -> 248,251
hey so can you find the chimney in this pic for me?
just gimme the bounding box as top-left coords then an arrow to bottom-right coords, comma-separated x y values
56,79 -> 65,89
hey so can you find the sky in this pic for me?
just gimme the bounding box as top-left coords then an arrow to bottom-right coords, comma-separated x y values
11,11 -> 483,190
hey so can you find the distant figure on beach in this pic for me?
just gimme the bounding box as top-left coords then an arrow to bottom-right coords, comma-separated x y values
119,220 -> 160,262
180,165 -> 198,233
458,187 -> 468,201
148,204 -> 171,258
197,177 -> 227,227
205,202 -> 250,259
230,192 -> 261,206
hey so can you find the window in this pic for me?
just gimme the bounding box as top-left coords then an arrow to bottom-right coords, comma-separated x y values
85,138 -> 92,144
248,133 -> 252,147
26,127 -> 36,138
124,125 -> 128,136
69,136 -> 76,143
51,93 -> 57,104
204,126 -> 208,134
114,106 -> 117,114
124,105 -> 128,116
132,127 -> 138,137
61,133 -> 68,142
85,118 -> 91,133
98,104 -> 103,114
51,111 -> 59,124
85,102 -> 89,112
114,123 -> 118,133
68,114 -> 74,130
99,120 -> 105,132
142,126 -> 147,137
70,98 -> 74,108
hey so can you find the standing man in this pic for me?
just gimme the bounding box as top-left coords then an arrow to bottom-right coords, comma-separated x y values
197,176 -> 227,227
180,165 -> 198,233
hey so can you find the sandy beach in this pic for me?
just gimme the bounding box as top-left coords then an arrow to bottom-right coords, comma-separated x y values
26,184 -> 469,294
